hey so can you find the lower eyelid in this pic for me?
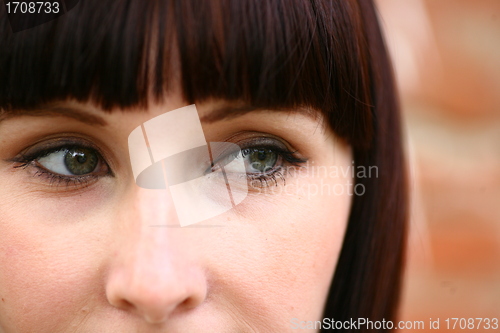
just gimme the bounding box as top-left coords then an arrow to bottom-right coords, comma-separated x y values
246,168 -> 288,189
10,161 -> 99,190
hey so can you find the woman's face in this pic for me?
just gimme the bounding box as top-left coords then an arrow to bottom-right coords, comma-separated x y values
0,88 -> 353,332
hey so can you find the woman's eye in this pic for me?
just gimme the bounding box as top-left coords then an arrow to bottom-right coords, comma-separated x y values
38,147 -> 99,176
10,142 -> 111,189
210,140 -> 307,189
216,147 -> 282,177
241,148 -> 279,174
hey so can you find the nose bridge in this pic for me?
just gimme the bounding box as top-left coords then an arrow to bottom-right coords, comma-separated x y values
120,186 -> 188,279
124,196 -> 181,290
135,186 -> 177,226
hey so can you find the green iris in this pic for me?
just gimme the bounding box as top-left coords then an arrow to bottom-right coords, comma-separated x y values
243,148 -> 278,173
64,147 -> 98,175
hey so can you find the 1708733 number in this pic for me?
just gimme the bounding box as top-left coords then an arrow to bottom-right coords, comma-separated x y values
5,2 -> 60,14
445,318 -> 499,330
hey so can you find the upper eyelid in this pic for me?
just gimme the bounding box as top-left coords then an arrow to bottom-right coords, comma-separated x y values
9,138 -> 105,163
230,135 -> 290,149
212,140 -> 288,162
230,135 -> 307,161
17,146 -> 67,162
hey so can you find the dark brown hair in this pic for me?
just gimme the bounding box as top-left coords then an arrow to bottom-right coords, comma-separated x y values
0,0 -> 407,330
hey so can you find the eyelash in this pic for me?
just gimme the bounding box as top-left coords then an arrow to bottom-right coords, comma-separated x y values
216,145 -> 307,188
12,145 -> 109,188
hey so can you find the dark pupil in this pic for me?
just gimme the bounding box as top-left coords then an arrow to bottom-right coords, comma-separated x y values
244,148 -> 278,173
77,155 -> 87,163
64,148 -> 98,175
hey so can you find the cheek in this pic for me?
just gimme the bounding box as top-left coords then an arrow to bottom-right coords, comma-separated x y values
204,178 -> 351,328
0,187 -> 112,332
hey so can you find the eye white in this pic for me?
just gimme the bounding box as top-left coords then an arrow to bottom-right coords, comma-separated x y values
37,150 -> 73,176
219,151 -> 245,173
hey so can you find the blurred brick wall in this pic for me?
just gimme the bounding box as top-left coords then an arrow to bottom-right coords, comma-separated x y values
376,0 -> 500,331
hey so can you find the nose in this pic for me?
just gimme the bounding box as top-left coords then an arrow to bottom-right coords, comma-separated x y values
105,187 -> 207,324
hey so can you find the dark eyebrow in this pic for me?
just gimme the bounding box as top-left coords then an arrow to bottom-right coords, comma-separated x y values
0,106 -> 108,126
0,104 -> 318,126
200,105 -> 320,123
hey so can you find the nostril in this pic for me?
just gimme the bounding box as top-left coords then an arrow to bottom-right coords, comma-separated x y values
116,299 -> 135,312
177,294 -> 202,311
106,288 -> 135,312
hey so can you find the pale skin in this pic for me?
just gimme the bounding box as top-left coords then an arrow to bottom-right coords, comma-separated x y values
0,88 -> 353,332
